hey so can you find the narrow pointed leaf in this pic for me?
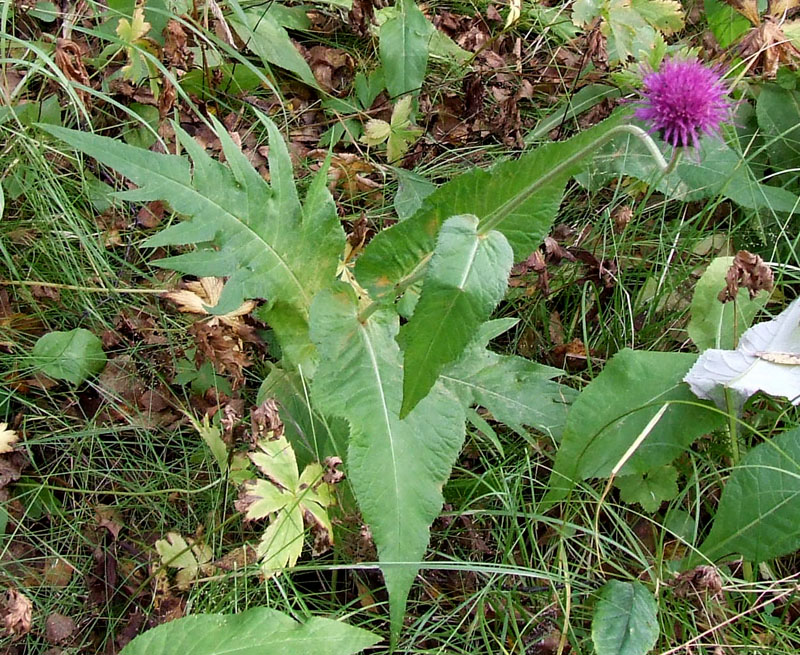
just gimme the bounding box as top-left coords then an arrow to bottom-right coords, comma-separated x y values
700,426 -> 800,562
400,214 -> 513,416
118,606 -> 381,654
41,118 -> 344,369
310,288 -> 465,637
354,112 -> 625,298
379,0 -> 433,97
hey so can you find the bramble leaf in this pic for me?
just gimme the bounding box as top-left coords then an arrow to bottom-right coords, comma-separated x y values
40,116 -> 344,371
155,532 -> 213,590
592,580 -> 659,655
310,287 -> 466,639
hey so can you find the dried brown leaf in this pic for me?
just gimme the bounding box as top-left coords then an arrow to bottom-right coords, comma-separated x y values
45,613 -> 76,644
718,250 -> 774,302
3,588 -> 33,637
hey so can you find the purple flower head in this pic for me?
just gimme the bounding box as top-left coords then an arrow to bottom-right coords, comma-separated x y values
634,57 -> 731,149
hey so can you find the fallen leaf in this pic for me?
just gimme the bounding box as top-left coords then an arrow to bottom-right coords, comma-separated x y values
45,613 -> 76,644
155,532 -> 214,590
162,277 -> 256,328
3,588 -> 33,637
718,250 -> 774,302
0,422 -> 19,453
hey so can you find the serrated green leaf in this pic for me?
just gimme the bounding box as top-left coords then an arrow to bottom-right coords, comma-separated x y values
118,606 -> 381,655
572,0 -> 602,26
379,0 -> 434,97
541,350 -> 724,508
355,112 -> 625,298
362,119 -> 391,146
687,256 -> 768,352
614,465 -> 679,512
189,414 -> 229,473
400,214 -> 513,416
256,505 -> 305,575
41,116 -> 344,371
32,328 -> 107,385
592,580 -> 659,655
756,85 -> 800,170
442,321 -> 577,440
250,435 -> 299,491
700,427 -> 800,563
310,288 -> 466,638
229,10 -> 319,89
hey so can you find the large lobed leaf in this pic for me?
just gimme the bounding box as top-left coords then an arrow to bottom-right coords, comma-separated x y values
399,214 -> 513,416
310,287 -> 466,638
42,117 -> 344,369
118,606 -> 381,655
541,349 -> 724,508
700,426 -> 800,563
354,112 -> 626,298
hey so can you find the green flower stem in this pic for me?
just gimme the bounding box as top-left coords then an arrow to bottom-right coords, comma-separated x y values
356,124 -> 670,321
478,124 -> 669,235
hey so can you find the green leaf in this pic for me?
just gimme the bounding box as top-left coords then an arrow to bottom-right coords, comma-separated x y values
688,256 -> 769,351
229,11 -> 319,89
541,350 -> 724,508
585,132 -> 800,213
41,116 -> 344,371
355,112 -> 625,298
32,328 -> 107,385
310,288 -> 466,639
756,84 -> 800,170
442,320 -> 577,439
379,0 -> 434,97
614,465 -> 679,512
362,119 -> 391,146
592,580 -> 659,655
189,414 -> 229,473
118,606 -> 381,655
257,366 -> 349,468
700,427 -> 800,562
704,0 -> 752,49
400,214 -> 513,416
394,169 -> 435,220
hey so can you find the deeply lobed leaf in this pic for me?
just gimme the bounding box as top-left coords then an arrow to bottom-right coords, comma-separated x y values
41,117 -> 344,371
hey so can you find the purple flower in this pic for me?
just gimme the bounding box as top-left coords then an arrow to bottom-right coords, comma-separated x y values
634,58 -> 731,149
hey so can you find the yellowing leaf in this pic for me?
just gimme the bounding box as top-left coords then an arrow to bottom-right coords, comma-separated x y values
236,433 -> 336,578
505,0 -> 522,28
155,532 -> 213,590
362,119 -> 392,146
116,7 -> 151,43
0,422 -> 19,454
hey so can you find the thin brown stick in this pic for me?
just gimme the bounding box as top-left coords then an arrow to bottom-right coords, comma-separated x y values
0,279 -> 164,294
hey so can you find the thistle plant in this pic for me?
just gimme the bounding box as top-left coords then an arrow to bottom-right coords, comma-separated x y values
634,57 -> 731,149
40,56 -> 737,641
